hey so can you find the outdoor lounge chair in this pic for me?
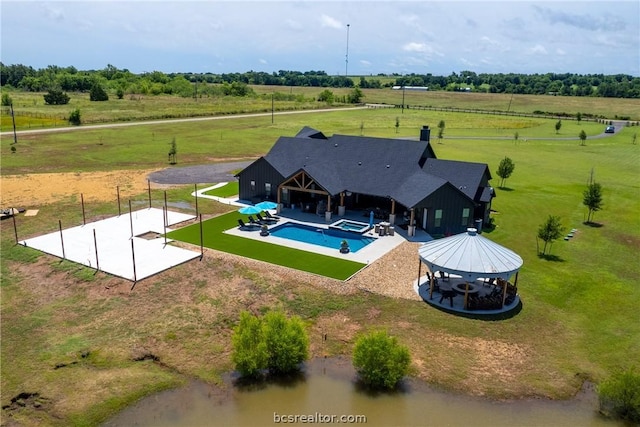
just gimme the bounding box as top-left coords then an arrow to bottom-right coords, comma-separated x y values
256,212 -> 278,224
264,211 -> 280,221
238,219 -> 259,230
248,216 -> 264,226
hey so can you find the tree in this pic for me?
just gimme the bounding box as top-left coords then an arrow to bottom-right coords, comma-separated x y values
347,86 -> 363,103
43,89 -> 70,105
579,130 -> 587,146
395,117 -> 400,134
116,88 -> 124,99
496,156 -> 515,188
352,330 -> 410,389
555,119 -> 562,134
514,131 -> 519,144
583,173 -> 603,223
317,89 -> 334,103
633,133 -> 637,145
598,367 -> 640,424
231,311 -> 268,378
537,215 -> 565,256
576,111 -> 582,123
68,108 -> 81,126
168,137 -> 177,164
437,120 -> 446,141
263,311 -> 309,374
90,83 -> 109,101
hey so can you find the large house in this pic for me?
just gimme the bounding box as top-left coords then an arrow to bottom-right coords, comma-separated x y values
236,126 -> 495,236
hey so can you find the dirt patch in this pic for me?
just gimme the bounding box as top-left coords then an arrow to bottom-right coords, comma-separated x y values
0,169 -> 160,207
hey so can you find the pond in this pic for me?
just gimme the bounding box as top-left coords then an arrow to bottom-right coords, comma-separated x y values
103,357 -> 622,427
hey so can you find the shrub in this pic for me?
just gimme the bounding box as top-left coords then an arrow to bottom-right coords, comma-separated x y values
68,108 -> 81,126
231,311 -> 268,378
352,330 -> 410,389
598,368 -> 640,423
90,84 -> 109,101
1,92 -> 12,106
43,89 -> 70,105
263,311 -> 309,374
231,311 -> 309,378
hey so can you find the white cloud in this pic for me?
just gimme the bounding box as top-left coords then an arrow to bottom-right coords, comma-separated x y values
556,48 -> 566,56
360,60 -> 371,67
529,44 -> 548,55
320,14 -> 342,29
403,42 -> 427,53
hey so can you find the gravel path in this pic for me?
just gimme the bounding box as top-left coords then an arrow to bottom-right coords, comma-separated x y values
147,161 -> 252,185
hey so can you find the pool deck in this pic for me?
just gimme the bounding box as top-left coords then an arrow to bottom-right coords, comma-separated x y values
224,207 -> 433,264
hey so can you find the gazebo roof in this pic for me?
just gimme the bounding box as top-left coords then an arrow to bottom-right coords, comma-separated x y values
418,228 -> 523,281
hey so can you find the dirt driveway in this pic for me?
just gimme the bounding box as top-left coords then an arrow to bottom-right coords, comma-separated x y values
0,162 -> 251,208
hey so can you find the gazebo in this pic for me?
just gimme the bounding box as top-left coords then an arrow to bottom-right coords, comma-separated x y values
416,228 -> 523,313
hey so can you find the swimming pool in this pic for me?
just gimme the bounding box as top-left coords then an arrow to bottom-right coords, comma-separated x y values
269,222 -> 375,252
328,219 -> 370,233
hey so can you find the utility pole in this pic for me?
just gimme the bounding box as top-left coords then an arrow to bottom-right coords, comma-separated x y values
10,103 -> 17,144
345,24 -> 350,77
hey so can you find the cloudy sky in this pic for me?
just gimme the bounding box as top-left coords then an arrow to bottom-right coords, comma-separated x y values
2,1 -> 638,76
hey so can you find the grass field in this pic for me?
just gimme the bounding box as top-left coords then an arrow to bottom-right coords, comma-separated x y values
2,107 -> 634,175
3,87 -> 640,132
1,101 -> 639,426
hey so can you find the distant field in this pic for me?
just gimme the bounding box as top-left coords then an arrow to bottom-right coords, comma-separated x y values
2,88 -> 639,132
2,107 -> 632,176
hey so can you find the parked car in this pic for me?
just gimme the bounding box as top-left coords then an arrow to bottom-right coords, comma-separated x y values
605,125 -> 615,133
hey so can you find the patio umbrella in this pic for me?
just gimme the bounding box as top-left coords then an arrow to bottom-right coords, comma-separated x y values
238,205 -> 263,215
255,201 -> 278,211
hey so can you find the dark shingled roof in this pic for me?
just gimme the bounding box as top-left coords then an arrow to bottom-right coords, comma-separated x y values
262,130 -> 490,208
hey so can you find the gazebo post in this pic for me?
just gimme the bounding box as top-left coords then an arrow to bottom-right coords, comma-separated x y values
464,282 -> 470,310
502,277 -> 508,307
429,269 -> 434,299
417,258 -> 422,291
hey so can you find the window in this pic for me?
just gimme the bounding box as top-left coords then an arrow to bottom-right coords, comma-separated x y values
434,209 -> 443,227
265,183 -> 271,196
250,180 -> 256,191
462,208 -> 470,226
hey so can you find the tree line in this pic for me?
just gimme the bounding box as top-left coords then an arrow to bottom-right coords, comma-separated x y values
1,63 -> 638,99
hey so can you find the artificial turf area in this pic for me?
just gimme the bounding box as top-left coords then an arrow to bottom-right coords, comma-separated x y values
166,211 -> 365,280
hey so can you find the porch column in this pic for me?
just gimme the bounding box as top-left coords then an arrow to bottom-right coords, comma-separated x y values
277,185 -> 282,213
408,208 -> 416,236
389,199 -> 396,225
325,194 -> 332,221
338,192 -> 346,216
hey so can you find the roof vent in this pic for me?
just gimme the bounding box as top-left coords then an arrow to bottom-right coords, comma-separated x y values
334,143 -> 338,147
467,228 -> 478,236
358,161 -> 362,166
386,164 -> 390,168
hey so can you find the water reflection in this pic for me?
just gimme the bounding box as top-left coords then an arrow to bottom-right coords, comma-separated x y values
104,357 -> 621,427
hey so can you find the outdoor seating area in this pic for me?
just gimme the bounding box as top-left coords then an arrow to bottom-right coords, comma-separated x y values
416,274 -> 520,314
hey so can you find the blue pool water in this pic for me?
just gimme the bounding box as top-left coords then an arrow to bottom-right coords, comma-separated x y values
269,223 -> 375,252
330,219 -> 370,233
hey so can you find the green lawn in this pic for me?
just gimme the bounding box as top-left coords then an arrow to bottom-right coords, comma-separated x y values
166,211 -> 365,280
202,182 -> 239,198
